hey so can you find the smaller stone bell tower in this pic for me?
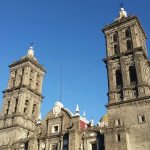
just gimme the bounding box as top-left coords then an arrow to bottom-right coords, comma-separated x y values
0,47 -> 45,148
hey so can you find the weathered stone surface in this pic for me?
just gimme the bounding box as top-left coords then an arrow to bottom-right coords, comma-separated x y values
1,9 -> 150,150
103,9 -> 150,150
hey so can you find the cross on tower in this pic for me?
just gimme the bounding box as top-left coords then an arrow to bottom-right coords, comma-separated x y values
30,42 -> 35,48
120,3 -> 125,8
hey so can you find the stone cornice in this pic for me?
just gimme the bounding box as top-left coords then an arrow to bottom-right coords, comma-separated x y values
106,96 -> 150,108
9,57 -> 46,73
102,15 -> 147,39
0,113 -> 36,123
103,46 -> 148,64
2,85 -> 44,99
104,126 -> 129,134
0,123 -> 35,132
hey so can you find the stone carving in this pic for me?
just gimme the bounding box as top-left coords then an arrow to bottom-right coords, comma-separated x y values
138,87 -> 145,95
10,71 -> 16,78
30,69 -> 35,78
18,68 -> 23,75
53,102 -> 63,116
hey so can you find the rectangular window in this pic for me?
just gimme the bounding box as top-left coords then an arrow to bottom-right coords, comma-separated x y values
116,134 -> 121,142
52,124 -> 59,133
54,126 -> 58,132
138,114 -> 145,124
115,119 -> 120,126
115,118 -> 122,126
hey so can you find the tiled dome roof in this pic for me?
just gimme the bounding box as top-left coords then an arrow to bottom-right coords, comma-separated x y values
100,114 -> 108,123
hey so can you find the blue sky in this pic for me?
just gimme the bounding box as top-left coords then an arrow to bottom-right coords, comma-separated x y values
0,0 -> 150,122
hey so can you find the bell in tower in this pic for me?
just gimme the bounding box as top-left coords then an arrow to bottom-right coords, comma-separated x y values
0,46 -> 46,147
103,7 -> 150,150
103,7 -> 150,104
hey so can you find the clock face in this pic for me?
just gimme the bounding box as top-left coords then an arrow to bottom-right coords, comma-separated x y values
53,105 -> 61,115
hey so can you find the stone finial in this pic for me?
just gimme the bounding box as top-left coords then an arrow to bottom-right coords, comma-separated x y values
75,104 -> 80,116
117,7 -> 127,20
53,101 -> 63,115
83,111 -> 86,118
27,46 -> 34,58
55,101 -> 64,108
90,118 -> 94,126
97,122 -> 101,126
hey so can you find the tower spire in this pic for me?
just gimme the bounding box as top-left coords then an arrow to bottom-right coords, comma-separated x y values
83,111 -> 86,118
75,104 -> 80,116
119,3 -> 124,8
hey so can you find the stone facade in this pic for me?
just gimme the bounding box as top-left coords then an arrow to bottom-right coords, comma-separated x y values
27,102 -> 104,150
0,47 -> 105,150
0,47 -> 46,149
103,8 -> 150,150
0,8 -> 150,150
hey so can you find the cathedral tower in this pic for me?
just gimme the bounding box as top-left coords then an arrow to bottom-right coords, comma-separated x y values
0,47 -> 45,148
103,8 -> 150,150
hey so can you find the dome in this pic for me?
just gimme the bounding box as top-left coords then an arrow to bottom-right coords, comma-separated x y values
100,114 -> 108,123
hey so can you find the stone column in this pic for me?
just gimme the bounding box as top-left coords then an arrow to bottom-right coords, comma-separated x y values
45,139 -> 49,150
134,52 -> 144,85
107,63 -> 114,91
60,136 -> 63,150
83,138 -> 87,150
28,138 -> 38,150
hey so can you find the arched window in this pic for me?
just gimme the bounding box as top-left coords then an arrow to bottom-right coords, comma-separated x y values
6,101 -> 10,114
36,74 -> 40,81
24,100 -> 29,114
126,40 -> 132,50
19,68 -> 24,85
63,133 -> 69,150
14,98 -> 18,113
30,69 -> 34,76
114,44 -> 119,55
125,29 -> 131,38
129,66 -> 137,84
29,78 -> 33,88
113,33 -> 118,43
25,141 -> 28,150
35,82 -> 40,91
116,70 -> 123,88
32,104 -> 37,115
115,119 -> 121,126
116,134 -> 121,142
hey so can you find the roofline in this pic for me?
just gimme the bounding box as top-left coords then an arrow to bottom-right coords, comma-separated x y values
9,57 -> 46,73
102,15 -> 147,39
62,107 -> 74,118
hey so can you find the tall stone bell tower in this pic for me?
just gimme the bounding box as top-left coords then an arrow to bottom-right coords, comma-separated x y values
0,46 -> 46,149
103,7 -> 150,150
